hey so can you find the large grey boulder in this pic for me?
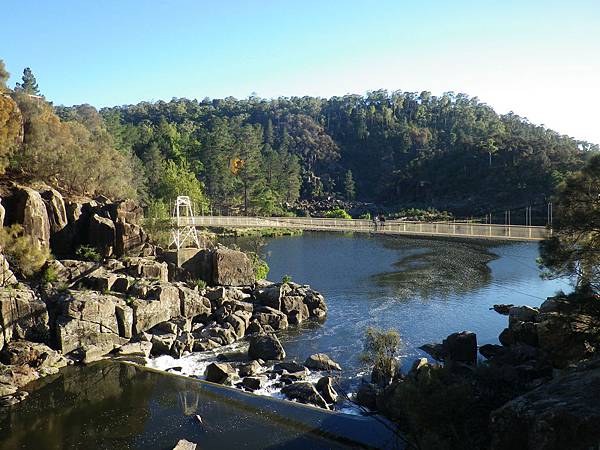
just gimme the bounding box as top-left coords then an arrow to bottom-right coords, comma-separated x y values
490,358 -> 600,450
88,213 -> 116,257
252,306 -> 289,331
212,247 -> 255,286
131,299 -> 172,335
443,331 -> 478,365
55,291 -> 130,354
248,334 -> 286,361
0,287 -> 49,350
173,439 -> 197,450
304,353 -> 342,371
126,257 -> 169,282
177,285 -> 211,319
3,185 -> 51,251
316,376 -> 338,404
40,186 -> 68,234
281,382 -> 329,409
204,362 -> 238,384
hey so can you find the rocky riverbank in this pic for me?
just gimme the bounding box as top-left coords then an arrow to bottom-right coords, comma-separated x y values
0,183 -> 340,411
354,292 -> 600,449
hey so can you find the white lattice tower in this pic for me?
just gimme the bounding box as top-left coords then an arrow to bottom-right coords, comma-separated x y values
169,196 -> 201,249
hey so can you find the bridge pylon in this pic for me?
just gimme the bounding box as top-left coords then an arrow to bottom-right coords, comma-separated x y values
169,196 -> 201,250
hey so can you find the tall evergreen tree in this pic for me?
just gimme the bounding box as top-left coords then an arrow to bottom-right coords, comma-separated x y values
15,67 -> 40,95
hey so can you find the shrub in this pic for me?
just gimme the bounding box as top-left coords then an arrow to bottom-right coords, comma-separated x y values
248,252 -> 270,280
41,264 -> 59,283
325,208 -> 352,219
191,278 -> 207,289
75,245 -> 101,262
0,225 -> 49,278
361,326 -> 401,385
282,274 -> 292,284
359,212 -> 372,220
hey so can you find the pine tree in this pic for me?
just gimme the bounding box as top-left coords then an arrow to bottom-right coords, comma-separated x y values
344,170 -> 356,200
15,67 -> 40,95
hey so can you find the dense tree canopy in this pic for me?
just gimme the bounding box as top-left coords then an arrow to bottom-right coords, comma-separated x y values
99,91 -> 596,216
540,154 -> 600,291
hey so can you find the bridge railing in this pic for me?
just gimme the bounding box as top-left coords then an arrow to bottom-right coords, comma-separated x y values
175,216 -> 550,241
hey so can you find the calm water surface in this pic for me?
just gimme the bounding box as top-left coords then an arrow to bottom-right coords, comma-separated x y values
261,232 -> 570,393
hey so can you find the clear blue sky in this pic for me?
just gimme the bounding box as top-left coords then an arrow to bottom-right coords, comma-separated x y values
2,0 -> 599,143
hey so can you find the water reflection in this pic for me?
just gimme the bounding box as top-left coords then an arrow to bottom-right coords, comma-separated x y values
0,362 -> 397,450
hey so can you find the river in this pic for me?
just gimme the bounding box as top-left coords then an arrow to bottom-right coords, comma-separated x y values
151,231 -> 569,409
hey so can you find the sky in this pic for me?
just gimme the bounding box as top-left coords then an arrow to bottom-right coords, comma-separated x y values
2,0 -> 599,143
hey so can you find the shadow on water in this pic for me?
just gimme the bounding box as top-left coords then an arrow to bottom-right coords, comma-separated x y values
0,361 -> 402,450
373,235 -> 497,300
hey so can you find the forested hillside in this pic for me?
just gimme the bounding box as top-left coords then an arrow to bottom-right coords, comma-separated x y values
98,92 -> 597,215
2,61 -> 597,217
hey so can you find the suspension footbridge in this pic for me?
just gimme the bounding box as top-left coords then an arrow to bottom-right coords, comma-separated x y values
175,215 -> 550,241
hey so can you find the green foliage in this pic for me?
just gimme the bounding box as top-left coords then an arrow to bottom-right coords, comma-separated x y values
190,279 -> 207,289
0,225 -> 49,278
344,170 -> 356,200
14,67 -> 40,95
540,154 -> 600,291
0,59 -> 9,93
75,245 -> 101,262
361,327 -> 400,383
97,92 -> 595,215
281,274 -> 292,284
41,264 -> 59,283
388,208 -> 453,222
359,212 -> 371,220
11,96 -> 139,199
247,252 -> 270,280
325,208 -> 352,219
155,159 -> 209,211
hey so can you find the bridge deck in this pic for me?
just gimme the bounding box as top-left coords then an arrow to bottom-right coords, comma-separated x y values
177,216 -> 550,241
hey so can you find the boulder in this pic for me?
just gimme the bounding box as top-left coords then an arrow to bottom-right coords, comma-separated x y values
147,283 -> 181,318
212,248 -> 255,286
304,353 -> 342,371
356,383 -> 378,410
0,252 -> 17,287
492,304 -> 514,315
204,362 -> 238,384
0,341 -> 67,375
248,334 -> 286,361
55,291 -> 130,354
408,357 -> 433,382
177,286 -> 211,319
238,360 -> 263,377
316,376 -> 338,403
40,186 -> 68,235
490,358 -> 600,450
0,287 -> 49,348
173,439 -> 197,450
116,341 -> 152,358
442,331 -> 478,365
241,376 -> 264,391
281,295 -> 310,324
0,198 -> 4,227
171,332 -> 194,357
115,220 -> 147,257
150,332 -> 177,355
88,213 -> 116,257
131,299 -> 172,335
254,284 -> 292,310
508,306 -> 539,326
252,306 -> 288,331
303,290 -> 327,320
281,382 -> 329,409
127,258 -> 169,282
273,361 -> 308,375
104,199 -> 143,225
3,185 -> 51,251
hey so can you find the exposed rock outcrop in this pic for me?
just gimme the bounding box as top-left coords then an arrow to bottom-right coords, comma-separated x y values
490,358 -> 600,450
3,185 -> 51,251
